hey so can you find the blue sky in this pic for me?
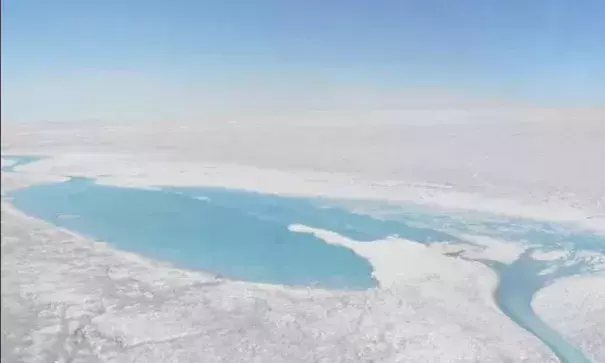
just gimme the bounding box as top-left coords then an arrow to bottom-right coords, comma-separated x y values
2,0 -> 604,122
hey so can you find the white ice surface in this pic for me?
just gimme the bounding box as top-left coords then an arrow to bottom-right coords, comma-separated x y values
533,274 -> 605,363
453,235 -> 527,264
532,250 -> 569,261
288,224 -> 499,308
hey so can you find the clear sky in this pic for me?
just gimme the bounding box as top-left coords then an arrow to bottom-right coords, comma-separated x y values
2,0 -> 604,123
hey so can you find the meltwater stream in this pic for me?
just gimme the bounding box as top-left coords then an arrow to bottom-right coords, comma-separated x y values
4,159 -> 604,363
494,252 -> 590,363
1,155 -> 42,173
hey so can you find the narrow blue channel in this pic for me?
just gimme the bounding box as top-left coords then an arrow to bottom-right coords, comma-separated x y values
483,252 -> 593,363
1,155 -> 42,173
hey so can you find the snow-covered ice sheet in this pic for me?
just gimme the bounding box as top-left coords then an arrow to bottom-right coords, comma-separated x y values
2,117 -> 604,362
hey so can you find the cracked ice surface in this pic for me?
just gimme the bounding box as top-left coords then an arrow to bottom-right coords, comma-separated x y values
1,199 -> 557,363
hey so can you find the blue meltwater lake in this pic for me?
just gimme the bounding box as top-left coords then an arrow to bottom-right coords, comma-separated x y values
7,177 -> 458,289
5,165 -> 605,363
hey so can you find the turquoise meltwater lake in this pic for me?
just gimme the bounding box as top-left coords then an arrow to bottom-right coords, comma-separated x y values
6,177 -> 458,290
5,159 -> 604,363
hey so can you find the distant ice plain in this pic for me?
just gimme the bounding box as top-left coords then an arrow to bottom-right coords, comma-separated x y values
2,113 -> 604,362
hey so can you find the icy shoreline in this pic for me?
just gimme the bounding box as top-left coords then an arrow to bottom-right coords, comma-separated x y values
6,151 -> 604,233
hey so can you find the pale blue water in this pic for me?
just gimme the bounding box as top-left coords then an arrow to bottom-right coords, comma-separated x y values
10,177 -> 378,289
6,158 -> 604,363
165,187 -> 459,243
